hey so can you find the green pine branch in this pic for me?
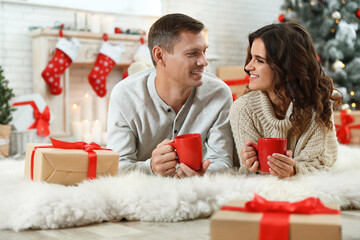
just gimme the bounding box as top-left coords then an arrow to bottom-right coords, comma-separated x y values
0,66 -> 16,125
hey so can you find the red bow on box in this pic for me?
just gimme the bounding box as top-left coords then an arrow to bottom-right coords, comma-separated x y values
30,138 -> 109,181
12,100 -> 50,137
335,110 -> 360,144
223,75 -> 250,101
221,193 -> 340,240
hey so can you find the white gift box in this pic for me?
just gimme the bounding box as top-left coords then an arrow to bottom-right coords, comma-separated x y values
10,93 -> 55,133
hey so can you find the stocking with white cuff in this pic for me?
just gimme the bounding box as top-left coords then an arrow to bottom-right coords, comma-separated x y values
88,42 -> 124,97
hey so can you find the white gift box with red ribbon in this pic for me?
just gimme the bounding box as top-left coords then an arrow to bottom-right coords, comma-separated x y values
10,94 -> 54,136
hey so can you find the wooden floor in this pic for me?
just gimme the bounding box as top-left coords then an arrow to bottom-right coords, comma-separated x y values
1,210 -> 360,240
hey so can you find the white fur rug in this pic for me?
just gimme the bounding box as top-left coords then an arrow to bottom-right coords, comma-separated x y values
1,144 -> 360,231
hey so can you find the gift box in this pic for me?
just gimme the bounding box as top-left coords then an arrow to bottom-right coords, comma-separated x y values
211,195 -> 341,240
334,110 -> 360,144
10,93 -> 54,137
24,140 -> 119,185
217,66 -> 249,100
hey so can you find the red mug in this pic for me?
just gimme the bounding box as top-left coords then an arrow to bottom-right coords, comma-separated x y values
250,138 -> 287,173
169,133 -> 202,171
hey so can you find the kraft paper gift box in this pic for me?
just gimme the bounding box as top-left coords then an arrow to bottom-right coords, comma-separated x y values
334,110 -> 360,144
217,66 -> 249,100
211,196 -> 341,240
24,143 -> 119,186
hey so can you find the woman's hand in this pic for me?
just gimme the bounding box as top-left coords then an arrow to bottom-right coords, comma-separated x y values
268,150 -> 295,178
240,140 -> 259,173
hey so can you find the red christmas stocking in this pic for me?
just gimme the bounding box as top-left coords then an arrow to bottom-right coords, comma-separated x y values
88,42 -> 124,97
41,38 -> 81,95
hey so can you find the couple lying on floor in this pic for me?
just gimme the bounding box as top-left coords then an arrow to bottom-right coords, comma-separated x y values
106,14 -> 342,180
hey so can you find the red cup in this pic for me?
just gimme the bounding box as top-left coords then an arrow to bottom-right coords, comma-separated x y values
250,138 -> 287,173
169,133 -> 202,171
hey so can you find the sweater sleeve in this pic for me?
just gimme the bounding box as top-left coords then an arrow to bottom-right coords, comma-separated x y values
292,113 -> 338,174
107,89 -> 153,175
229,96 -> 262,174
204,92 -> 234,173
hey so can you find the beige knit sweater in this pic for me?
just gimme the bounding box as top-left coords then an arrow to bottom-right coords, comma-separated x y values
229,90 -> 338,175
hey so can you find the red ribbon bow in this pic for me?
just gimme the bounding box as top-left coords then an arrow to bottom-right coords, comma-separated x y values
12,101 -> 50,137
223,75 -> 250,101
335,110 -> 360,144
30,138 -> 108,181
221,193 -> 340,240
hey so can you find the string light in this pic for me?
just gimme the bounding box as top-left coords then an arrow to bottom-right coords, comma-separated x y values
348,109 -> 352,113
335,20 -> 340,24
352,103 -> 356,108
331,28 -> 335,33
350,91 -> 355,96
310,1 -> 315,6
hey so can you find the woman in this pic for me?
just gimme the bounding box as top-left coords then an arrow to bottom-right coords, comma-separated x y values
230,22 -> 342,178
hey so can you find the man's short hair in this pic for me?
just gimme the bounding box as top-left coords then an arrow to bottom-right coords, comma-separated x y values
148,13 -> 205,66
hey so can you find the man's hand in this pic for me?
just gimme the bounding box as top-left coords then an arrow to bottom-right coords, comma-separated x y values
173,160 -> 210,178
151,139 -> 178,177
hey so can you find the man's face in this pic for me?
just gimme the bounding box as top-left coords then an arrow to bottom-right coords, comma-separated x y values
162,31 -> 208,89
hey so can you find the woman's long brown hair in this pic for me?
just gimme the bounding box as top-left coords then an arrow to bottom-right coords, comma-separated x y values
245,22 -> 342,135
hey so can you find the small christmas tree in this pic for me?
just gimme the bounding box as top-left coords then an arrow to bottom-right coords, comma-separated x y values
0,65 -> 15,124
279,0 -> 360,108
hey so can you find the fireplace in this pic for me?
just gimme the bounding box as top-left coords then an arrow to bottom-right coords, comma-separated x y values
30,29 -> 142,143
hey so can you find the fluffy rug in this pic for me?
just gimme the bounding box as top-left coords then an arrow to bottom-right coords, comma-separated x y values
1,144 -> 360,231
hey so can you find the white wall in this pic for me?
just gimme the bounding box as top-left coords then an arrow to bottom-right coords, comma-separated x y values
0,0 -> 284,97
163,0 -> 284,67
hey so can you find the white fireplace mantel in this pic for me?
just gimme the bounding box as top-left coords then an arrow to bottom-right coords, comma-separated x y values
30,28 -> 143,137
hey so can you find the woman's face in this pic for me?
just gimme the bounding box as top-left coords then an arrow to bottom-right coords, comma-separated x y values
245,38 -> 275,94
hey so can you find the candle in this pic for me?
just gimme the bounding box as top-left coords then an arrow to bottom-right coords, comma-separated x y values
71,121 -> 83,141
101,17 -> 114,33
75,12 -> 86,31
83,119 -> 91,136
83,132 -> 93,143
96,97 -> 108,132
82,93 -> 93,123
102,131 -> 107,146
71,103 -> 81,122
92,120 -> 102,144
88,14 -> 101,33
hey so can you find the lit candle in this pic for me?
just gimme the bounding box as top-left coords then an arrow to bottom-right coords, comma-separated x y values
102,131 -> 107,146
83,119 -> 91,137
71,121 -> 83,141
96,97 -> 108,132
92,120 -> 102,144
71,103 -> 81,122
82,93 -> 93,123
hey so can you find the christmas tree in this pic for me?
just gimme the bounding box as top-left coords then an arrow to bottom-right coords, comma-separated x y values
279,0 -> 360,108
0,65 -> 15,124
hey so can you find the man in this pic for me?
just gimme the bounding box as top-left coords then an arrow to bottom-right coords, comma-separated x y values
107,13 -> 233,178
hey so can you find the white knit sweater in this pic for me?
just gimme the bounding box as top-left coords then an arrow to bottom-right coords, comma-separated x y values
230,90 -> 338,175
